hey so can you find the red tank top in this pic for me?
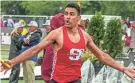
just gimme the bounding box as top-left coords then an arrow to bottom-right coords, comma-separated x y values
51,26 -> 85,83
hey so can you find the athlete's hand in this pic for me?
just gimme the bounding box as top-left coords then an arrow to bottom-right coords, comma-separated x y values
0,60 -> 13,74
124,67 -> 135,80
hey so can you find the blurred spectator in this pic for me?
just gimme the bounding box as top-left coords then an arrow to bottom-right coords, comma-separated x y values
121,19 -> 131,45
83,19 -> 89,28
42,20 -> 51,38
8,22 -> 24,83
3,19 -> 7,27
78,19 -> 88,30
50,13 -> 65,30
130,22 -> 135,48
121,19 -> 128,34
125,17 -> 131,28
0,16 -> 3,27
11,19 -> 28,37
19,19 -> 28,35
37,20 -> 51,64
121,19 -> 130,55
43,20 -> 51,33
41,13 -> 64,83
7,16 -> 14,28
21,21 -> 42,83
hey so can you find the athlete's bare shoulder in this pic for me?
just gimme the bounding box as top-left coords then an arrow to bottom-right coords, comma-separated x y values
51,26 -> 63,36
46,26 -> 63,42
81,29 -> 93,44
53,26 -> 63,33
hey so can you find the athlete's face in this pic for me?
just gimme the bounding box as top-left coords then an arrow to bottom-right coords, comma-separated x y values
64,7 -> 80,28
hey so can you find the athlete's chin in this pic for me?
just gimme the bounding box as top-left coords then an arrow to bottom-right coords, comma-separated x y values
65,25 -> 72,28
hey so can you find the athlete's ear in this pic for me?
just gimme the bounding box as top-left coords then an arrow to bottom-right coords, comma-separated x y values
77,16 -> 81,22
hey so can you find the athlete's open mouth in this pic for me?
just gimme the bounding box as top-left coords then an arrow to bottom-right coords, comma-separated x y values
66,20 -> 70,25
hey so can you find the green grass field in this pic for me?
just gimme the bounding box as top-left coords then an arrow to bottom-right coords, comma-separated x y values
1,80 -> 45,83
1,45 -> 10,50
1,51 -> 9,59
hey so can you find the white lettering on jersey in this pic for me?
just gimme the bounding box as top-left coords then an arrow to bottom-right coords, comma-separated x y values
69,48 -> 84,60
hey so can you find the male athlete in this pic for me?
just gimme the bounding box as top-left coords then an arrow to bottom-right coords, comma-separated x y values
1,3 -> 135,83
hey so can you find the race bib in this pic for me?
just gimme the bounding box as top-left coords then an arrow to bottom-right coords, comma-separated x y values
69,48 -> 84,60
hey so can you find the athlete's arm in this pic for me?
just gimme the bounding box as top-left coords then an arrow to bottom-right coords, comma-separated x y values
10,30 -> 57,65
85,32 -> 126,72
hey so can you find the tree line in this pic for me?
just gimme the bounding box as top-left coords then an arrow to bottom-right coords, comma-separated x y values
1,1 -> 135,20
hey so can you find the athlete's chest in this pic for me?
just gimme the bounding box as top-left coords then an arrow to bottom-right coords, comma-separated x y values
67,33 -> 80,43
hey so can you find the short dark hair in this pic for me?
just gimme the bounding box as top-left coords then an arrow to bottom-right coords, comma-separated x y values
65,3 -> 81,15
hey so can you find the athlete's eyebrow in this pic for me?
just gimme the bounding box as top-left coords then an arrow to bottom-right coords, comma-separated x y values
70,12 -> 75,15
64,11 -> 75,15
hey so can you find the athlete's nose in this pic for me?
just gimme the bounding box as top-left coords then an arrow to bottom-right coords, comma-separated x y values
66,14 -> 70,20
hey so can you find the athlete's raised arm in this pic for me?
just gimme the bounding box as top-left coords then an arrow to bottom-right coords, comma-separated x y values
84,32 -> 135,80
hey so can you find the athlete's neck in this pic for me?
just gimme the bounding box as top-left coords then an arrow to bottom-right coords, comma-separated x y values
66,26 -> 78,35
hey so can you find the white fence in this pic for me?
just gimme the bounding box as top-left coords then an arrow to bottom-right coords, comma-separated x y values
1,32 -> 11,45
